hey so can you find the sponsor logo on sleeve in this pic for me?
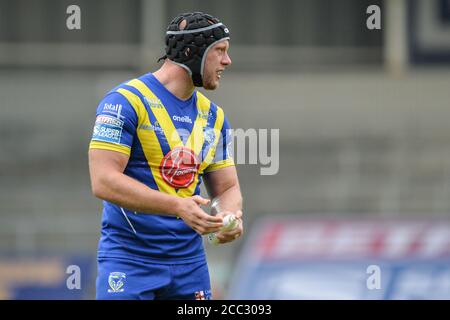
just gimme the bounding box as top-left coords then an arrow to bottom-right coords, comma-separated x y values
103,103 -> 121,112
92,115 -> 124,144
101,103 -> 125,119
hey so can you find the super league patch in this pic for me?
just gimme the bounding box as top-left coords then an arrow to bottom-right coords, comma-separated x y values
92,115 -> 124,144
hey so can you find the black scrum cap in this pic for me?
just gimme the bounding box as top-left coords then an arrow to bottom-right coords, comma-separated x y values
160,12 -> 230,87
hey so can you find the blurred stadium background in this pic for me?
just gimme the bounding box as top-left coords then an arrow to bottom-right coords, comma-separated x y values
0,0 -> 449,299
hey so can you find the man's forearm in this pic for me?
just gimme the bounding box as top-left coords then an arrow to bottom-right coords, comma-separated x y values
94,170 -> 180,215
213,184 -> 243,213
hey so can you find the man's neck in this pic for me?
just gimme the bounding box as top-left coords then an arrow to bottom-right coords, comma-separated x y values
152,60 -> 195,101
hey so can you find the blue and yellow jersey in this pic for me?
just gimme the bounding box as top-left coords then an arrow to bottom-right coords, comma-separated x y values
89,73 -> 234,263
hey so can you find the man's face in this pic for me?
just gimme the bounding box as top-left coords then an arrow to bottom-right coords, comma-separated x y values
202,40 -> 232,90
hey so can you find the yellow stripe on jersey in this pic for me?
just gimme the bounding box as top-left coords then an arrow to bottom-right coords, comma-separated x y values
127,80 -> 218,198
116,88 -> 177,196
119,79 -> 230,198
186,91 -> 210,154
204,158 -> 235,173
126,79 -> 183,151
202,105 -> 235,173
89,140 -> 131,156
177,92 -> 212,198
200,106 -> 225,172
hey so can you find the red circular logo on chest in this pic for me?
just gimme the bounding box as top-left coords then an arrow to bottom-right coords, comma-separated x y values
160,147 -> 200,188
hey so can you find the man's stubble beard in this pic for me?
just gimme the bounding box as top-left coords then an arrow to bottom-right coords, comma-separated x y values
202,74 -> 219,90
203,67 -> 219,90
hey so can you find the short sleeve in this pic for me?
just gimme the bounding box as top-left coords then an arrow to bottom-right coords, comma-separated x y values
205,114 -> 235,173
89,92 -> 138,156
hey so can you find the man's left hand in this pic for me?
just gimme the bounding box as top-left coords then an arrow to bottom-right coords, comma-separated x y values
215,210 -> 243,244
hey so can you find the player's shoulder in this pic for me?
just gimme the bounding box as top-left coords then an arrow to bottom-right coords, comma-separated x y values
95,79 -> 139,117
100,74 -> 150,105
105,73 -> 152,94
101,79 -> 132,101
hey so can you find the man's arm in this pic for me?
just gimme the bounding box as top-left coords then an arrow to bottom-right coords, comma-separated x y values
88,148 -> 223,235
204,166 -> 243,243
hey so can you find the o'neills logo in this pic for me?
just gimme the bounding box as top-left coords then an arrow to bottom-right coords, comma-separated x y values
160,147 -> 199,188
172,115 -> 192,124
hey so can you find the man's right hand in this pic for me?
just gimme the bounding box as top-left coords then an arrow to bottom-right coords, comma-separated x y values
175,195 -> 223,235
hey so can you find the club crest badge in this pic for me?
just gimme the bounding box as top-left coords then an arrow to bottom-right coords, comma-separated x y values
108,272 -> 126,293
204,127 -> 216,146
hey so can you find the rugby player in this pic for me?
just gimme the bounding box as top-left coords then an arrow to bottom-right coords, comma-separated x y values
88,12 -> 243,300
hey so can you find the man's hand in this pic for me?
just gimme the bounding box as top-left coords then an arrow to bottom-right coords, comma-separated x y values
203,166 -> 243,244
176,195 -> 224,235
214,209 -> 244,244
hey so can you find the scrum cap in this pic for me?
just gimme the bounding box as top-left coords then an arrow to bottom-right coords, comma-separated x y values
161,12 -> 230,87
